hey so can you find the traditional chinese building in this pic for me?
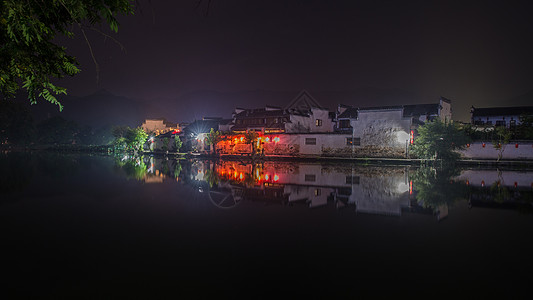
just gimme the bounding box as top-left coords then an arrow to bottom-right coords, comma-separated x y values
470,105 -> 533,128
140,118 -> 180,136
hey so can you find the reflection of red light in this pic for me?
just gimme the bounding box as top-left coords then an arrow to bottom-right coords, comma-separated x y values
273,174 -> 279,181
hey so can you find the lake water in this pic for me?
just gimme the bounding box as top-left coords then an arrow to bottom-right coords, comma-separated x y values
1,152 -> 533,297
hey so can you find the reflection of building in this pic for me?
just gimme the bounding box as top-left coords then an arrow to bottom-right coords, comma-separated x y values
208,161 -> 414,215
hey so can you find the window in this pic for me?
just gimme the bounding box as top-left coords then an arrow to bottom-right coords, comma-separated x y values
315,119 -> 322,126
305,138 -> 316,145
346,176 -> 360,184
314,189 -> 321,196
495,120 -> 506,127
346,137 -> 361,146
339,120 -> 351,128
305,174 -> 316,182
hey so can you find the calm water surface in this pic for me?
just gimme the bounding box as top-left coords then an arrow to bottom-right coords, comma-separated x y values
1,152 -> 533,297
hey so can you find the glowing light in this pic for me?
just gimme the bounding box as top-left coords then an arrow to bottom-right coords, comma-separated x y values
265,174 -> 269,180
273,174 -> 279,181
265,137 -> 270,142
409,180 -> 413,195
273,136 -> 280,143
410,130 -> 414,144
239,173 -> 243,180
240,137 -> 244,142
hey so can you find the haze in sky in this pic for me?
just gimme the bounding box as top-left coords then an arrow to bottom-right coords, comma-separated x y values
54,0 -> 533,122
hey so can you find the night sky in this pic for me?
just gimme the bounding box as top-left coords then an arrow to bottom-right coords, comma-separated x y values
55,0 -> 533,123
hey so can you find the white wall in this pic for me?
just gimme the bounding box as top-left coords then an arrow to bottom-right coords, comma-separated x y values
351,109 -> 411,148
273,134 -> 351,155
439,99 -> 452,123
459,142 -> 533,160
286,108 -> 333,133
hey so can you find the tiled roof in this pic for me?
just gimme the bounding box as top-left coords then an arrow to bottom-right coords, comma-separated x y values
337,103 -> 441,119
472,106 -> 533,117
337,107 -> 358,119
234,108 -> 288,119
403,103 -> 439,117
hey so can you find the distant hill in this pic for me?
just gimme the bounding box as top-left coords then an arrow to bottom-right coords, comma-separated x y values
18,87 -> 437,127
160,87 -> 423,122
25,89 -> 152,128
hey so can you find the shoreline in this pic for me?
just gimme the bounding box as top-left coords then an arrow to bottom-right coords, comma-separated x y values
3,146 -> 533,168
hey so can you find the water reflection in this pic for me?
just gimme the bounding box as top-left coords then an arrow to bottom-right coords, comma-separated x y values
114,155 -> 533,218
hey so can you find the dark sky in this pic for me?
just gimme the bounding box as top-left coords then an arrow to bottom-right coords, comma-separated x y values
55,0 -> 533,122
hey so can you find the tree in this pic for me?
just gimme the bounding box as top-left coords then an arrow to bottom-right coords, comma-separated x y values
205,128 -> 223,154
36,116 -> 80,144
0,99 -> 34,144
516,115 -> 533,140
111,126 -> 147,153
244,130 -> 259,155
411,120 -> 471,161
174,135 -> 183,153
162,137 -> 169,152
0,0 -> 135,109
125,127 -> 147,152
492,126 -> 512,162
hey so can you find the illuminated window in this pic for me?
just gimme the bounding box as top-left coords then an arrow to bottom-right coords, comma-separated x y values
314,189 -> 321,196
315,119 -> 322,126
305,138 -> 316,145
346,138 -> 360,146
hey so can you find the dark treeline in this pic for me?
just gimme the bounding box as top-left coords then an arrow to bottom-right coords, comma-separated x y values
0,100 -> 114,147
462,116 -> 533,141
